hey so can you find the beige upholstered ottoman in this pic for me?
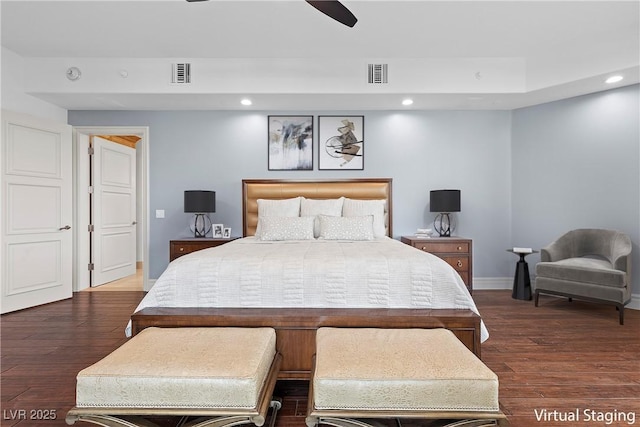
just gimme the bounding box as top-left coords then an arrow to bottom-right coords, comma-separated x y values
306,328 -> 508,427
66,327 -> 282,427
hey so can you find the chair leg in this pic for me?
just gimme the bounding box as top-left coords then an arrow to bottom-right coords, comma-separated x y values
568,297 -> 572,302
618,304 -> 624,325
534,290 -> 540,307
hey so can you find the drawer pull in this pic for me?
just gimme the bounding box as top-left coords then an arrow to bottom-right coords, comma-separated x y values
457,246 -> 463,251
421,246 -> 427,250
179,247 -> 184,252
457,260 -> 463,268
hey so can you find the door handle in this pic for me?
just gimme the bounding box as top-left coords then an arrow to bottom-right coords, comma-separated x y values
131,221 -> 137,225
59,225 -> 71,230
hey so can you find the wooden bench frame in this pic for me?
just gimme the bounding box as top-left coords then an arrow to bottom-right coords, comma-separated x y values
131,308 -> 482,380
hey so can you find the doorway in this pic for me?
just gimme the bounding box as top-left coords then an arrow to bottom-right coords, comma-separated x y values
73,126 -> 149,292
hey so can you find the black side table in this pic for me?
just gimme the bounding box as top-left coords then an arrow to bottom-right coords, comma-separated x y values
507,249 -> 538,300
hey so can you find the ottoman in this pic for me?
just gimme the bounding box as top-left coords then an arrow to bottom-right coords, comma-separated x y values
66,327 -> 282,427
306,328 -> 508,427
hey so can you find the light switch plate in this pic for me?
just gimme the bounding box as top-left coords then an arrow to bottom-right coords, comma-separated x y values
155,209 -> 165,218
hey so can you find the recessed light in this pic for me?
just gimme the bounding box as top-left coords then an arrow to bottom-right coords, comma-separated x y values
240,98 -> 252,106
402,98 -> 414,106
605,75 -> 623,84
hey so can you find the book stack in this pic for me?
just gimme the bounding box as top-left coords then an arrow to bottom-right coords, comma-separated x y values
415,228 -> 433,238
512,247 -> 533,253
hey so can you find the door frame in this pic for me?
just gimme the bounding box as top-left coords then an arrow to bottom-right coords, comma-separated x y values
73,126 -> 150,292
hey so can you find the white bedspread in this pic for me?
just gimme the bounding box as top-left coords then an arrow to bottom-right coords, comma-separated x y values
126,237 -> 488,341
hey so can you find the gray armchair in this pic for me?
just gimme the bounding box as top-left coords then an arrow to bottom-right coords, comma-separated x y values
534,228 -> 632,324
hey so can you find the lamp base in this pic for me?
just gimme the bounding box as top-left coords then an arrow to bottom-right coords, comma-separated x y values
434,213 -> 455,237
191,213 -> 212,238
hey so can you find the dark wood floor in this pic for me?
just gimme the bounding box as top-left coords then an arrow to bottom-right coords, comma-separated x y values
1,290 -> 639,427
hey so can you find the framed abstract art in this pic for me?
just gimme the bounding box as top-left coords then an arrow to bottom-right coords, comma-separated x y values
318,116 -> 364,170
267,115 -> 313,170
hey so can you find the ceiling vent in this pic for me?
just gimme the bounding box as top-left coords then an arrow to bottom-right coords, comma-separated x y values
172,63 -> 191,84
368,64 -> 388,84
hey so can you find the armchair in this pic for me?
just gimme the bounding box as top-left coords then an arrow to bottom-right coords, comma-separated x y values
534,228 -> 632,324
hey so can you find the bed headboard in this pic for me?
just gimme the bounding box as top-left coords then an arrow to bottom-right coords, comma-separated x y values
242,178 -> 392,237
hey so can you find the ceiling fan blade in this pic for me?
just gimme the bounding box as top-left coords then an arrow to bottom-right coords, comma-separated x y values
185,0 -> 357,27
305,1 -> 358,27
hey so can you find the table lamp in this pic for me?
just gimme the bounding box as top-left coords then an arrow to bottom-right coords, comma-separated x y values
184,190 -> 216,238
430,189 -> 460,237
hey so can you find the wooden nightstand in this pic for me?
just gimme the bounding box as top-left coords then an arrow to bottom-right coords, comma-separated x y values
401,236 -> 473,294
169,238 -> 238,261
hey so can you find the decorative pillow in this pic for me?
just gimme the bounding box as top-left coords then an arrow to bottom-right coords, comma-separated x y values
342,198 -> 386,238
255,197 -> 301,237
318,215 -> 374,241
300,197 -> 345,237
258,216 -> 315,241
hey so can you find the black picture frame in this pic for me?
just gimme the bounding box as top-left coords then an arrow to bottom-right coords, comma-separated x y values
318,116 -> 364,170
267,115 -> 313,170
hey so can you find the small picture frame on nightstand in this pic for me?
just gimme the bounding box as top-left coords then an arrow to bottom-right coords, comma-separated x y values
223,227 -> 231,238
212,224 -> 224,238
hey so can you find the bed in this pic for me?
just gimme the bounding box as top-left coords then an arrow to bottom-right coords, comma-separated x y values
129,178 -> 487,379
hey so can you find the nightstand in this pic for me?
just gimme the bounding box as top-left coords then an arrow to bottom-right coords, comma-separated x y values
401,236 -> 473,294
169,237 -> 238,261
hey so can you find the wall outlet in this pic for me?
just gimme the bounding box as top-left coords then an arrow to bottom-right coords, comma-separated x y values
155,209 -> 165,219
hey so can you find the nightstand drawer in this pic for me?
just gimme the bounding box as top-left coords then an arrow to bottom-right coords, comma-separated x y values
172,243 -> 203,255
413,241 -> 469,253
170,238 -> 237,261
440,255 -> 469,272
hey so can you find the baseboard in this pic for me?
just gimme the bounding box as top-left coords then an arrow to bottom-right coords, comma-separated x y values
628,293 -> 640,310
145,278 -> 156,292
472,277 -> 640,312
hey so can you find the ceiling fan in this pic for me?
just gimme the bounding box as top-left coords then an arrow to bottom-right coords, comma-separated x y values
185,0 -> 358,28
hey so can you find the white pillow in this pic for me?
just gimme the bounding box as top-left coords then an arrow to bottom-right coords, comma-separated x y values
318,215 -> 374,241
300,197 -> 344,237
342,198 -> 386,238
255,197 -> 301,237
258,216 -> 315,241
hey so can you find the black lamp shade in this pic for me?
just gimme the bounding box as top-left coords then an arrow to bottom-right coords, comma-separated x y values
430,190 -> 461,213
184,190 -> 216,213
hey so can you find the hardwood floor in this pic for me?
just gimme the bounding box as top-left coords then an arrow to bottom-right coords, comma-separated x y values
1,290 -> 639,427
82,269 -> 143,292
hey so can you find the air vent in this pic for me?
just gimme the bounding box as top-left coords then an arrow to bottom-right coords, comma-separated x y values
368,64 -> 388,84
172,63 -> 191,84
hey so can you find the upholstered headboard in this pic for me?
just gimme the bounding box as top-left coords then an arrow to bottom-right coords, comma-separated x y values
242,179 -> 392,237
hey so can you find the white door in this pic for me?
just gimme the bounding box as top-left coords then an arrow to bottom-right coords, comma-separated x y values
91,136 -> 136,286
1,110 -> 73,313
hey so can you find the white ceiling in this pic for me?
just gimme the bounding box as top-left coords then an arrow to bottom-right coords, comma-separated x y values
1,0 -> 639,110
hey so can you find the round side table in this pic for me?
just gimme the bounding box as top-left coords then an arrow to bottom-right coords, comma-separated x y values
507,249 -> 538,300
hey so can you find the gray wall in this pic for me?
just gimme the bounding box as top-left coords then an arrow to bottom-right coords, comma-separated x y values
511,84 -> 640,295
68,110 -> 513,280
68,84 -> 639,298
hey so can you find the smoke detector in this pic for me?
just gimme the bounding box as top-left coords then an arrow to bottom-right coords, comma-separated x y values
66,67 -> 81,81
